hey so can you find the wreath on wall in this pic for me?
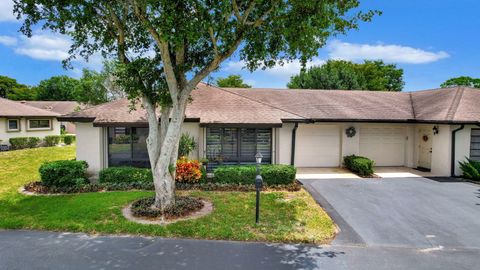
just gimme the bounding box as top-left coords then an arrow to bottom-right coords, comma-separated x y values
346,126 -> 357,138
422,135 -> 429,142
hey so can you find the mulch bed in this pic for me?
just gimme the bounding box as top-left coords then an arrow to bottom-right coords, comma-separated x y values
131,196 -> 204,220
22,181 -> 302,195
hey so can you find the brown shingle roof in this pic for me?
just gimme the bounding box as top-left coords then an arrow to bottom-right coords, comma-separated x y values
225,88 -> 414,121
60,83 -> 304,126
19,101 -> 84,115
59,84 -> 480,125
0,97 -> 60,117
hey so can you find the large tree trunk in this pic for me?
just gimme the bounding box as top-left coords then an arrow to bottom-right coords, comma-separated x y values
143,93 -> 189,212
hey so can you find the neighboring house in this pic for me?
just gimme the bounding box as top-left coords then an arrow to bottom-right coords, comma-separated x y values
0,98 -> 61,145
19,101 -> 83,134
59,83 -> 480,177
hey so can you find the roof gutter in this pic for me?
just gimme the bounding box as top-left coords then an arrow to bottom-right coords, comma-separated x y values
451,124 -> 465,177
290,123 -> 298,166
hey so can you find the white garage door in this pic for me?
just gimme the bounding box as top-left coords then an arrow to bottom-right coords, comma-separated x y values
359,126 -> 406,166
295,125 -> 341,167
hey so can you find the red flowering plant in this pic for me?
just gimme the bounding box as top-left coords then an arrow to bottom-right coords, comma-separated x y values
175,156 -> 203,183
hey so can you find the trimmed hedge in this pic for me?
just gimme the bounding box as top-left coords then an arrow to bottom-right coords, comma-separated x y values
213,164 -> 296,185
39,160 -> 89,187
343,155 -> 375,176
9,137 -> 41,149
459,158 -> 480,181
99,167 -> 153,184
44,135 -> 61,146
63,135 -> 76,145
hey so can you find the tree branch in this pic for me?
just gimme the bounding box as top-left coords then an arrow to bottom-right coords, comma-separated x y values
131,0 -> 179,99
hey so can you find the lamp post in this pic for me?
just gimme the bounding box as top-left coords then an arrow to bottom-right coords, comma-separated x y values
255,152 -> 263,224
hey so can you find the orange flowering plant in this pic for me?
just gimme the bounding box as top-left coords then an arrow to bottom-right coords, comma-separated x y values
175,156 -> 203,183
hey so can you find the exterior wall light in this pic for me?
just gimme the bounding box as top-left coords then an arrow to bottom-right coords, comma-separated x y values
433,125 -> 439,135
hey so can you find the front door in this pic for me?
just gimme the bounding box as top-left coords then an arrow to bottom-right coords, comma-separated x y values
418,127 -> 433,169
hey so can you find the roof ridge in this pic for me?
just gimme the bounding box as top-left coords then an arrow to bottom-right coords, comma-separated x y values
409,92 -> 417,119
208,84 -> 308,120
445,87 -> 465,120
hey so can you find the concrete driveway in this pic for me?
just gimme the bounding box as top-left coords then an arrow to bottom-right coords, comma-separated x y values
301,177 -> 480,249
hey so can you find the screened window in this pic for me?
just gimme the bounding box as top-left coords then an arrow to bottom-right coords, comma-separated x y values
7,119 -> 19,131
206,127 -> 272,171
28,119 -> 50,130
470,129 -> 480,161
108,127 -> 149,167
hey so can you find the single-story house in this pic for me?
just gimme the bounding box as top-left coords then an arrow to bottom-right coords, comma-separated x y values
59,83 -> 480,177
0,97 -> 61,145
19,101 -> 83,134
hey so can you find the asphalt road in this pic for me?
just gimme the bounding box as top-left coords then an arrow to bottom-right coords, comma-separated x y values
0,230 -> 478,270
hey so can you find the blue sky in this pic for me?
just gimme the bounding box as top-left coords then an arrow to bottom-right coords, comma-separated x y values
0,0 -> 478,91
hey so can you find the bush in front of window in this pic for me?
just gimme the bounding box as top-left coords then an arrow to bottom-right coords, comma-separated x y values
213,165 -> 296,185
9,137 -> 41,150
459,158 -> 480,181
99,167 -> 153,184
175,157 -> 204,183
178,133 -> 197,157
39,160 -> 89,187
62,135 -> 76,145
343,155 -> 375,177
44,135 -> 61,146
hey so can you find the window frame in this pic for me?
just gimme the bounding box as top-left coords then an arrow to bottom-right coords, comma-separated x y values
6,119 -> 21,132
470,128 -> 480,161
27,118 -> 52,131
206,127 -> 273,171
107,126 -> 150,168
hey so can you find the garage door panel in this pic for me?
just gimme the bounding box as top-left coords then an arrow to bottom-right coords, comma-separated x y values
359,126 -> 406,166
296,125 -> 340,167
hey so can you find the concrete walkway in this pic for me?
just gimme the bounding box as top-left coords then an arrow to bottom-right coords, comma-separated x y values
0,230 -> 478,270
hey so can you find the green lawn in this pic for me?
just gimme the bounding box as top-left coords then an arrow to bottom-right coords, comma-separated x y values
0,146 -> 335,243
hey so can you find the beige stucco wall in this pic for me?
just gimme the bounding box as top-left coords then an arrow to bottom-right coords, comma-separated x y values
0,117 -> 61,145
75,120 -> 476,177
76,122 -> 201,176
76,122 -> 105,177
453,124 -> 478,176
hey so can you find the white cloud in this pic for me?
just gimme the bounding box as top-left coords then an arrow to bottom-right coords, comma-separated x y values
327,40 -> 449,64
0,0 -> 16,22
224,58 -> 325,77
14,33 -> 72,61
0,35 -> 17,46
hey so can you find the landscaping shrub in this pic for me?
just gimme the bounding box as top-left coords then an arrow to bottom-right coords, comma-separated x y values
63,135 -> 76,145
44,135 -> 61,146
9,137 -> 41,149
213,164 -> 296,185
99,166 -> 153,184
343,155 -> 375,176
130,196 -> 204,219
176,157 -> 204,183
39,160 -> 89,187
459,158 -> 480,181
178,133 -> 197,157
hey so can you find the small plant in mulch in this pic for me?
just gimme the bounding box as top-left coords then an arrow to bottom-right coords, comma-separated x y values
130,196 -> 204,220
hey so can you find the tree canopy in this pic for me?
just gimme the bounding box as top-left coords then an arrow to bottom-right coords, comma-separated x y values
14,0 -> 379,210
440,76 -> 480,88
0,75 -> 37,100
287,60 -> 404,91
36,76 -> 80,101
216,75 -> 251,88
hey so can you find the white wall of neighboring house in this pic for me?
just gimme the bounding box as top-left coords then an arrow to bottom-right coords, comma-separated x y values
76,122 -> 105,176
0,117 -> 61,145
453,124 -> 479,176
